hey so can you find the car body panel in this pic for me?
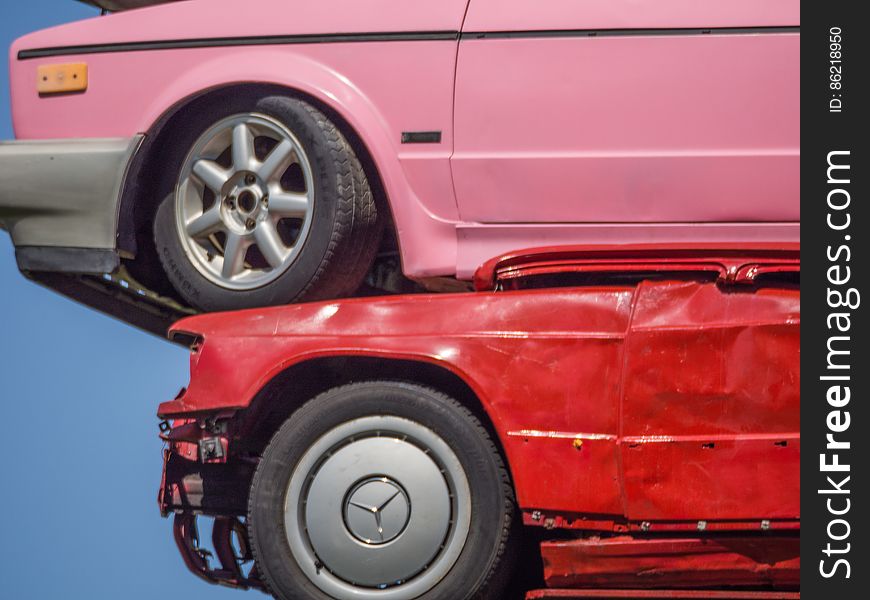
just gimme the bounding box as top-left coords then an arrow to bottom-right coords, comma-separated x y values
6,0 -> 799,286
17,0 -> 470,49
462,0 -> 799,31
621,280 -> 800,521
473,243 -> 801,291
15,45 -> 462,276
9,0 -> 469,278
160,246 -> 799,525
538,536 -> 800,590
454,0 -> 799,224
454,223 -> 799,280
453,31 -> 799,224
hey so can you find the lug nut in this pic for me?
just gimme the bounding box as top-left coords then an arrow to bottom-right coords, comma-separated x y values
245,174 -> 256,185
262,194 -> 269,207
225,196 -> 235,209
246,218 -> 256,230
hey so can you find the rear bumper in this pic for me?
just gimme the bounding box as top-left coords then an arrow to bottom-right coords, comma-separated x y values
0,136 -> 142,273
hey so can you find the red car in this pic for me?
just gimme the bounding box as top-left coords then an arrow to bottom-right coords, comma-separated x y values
158,245 -> 800,600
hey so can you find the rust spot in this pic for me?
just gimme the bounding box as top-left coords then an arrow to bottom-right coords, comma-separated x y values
702,442 -> 715,449
572,438 -> 584,450
774,440 -> 788,447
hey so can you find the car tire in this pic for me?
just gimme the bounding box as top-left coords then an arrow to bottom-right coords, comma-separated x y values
154,95 -> 382,312
248,381 -> 519,600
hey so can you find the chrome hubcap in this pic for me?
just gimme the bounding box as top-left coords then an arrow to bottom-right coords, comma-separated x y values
284,416 -> 471,599
175,113 -> 314,290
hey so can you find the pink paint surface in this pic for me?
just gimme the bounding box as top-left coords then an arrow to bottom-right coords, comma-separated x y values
8,0 -> 800,279
453,33 -> 799,224
463,0 -> 799,32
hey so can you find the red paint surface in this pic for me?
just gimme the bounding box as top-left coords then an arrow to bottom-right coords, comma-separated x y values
620,279 -> 800,521
540,537 -> 799,589
160,245 -> 799,531
473,243 -> 800,291
526,591 -> 799,599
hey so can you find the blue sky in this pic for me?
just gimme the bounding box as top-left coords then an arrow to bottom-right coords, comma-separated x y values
1,3 -> 243,599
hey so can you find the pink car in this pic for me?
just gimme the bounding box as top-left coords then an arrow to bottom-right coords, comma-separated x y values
0,0 -> 799,325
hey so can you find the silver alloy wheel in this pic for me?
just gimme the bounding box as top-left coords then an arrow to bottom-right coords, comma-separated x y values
284,416 -> 472,600
174,113 -> 315,290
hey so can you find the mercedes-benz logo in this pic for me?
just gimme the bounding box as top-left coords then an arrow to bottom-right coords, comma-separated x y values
343,477 -> 411,545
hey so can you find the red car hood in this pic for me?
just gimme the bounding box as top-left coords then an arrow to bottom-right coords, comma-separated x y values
168,292 -> 485,341
169,242 -> 800,343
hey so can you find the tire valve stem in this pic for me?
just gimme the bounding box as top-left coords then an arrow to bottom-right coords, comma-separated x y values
314,559 -> 324,574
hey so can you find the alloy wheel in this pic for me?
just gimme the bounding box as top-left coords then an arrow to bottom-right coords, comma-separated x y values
174,113 -> 315,290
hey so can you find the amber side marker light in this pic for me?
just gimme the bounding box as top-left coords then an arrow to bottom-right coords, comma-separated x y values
37,63 -> 88,94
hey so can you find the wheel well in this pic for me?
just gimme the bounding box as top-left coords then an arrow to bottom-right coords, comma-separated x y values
118,83 -> 396,297
235,356 -> 509,467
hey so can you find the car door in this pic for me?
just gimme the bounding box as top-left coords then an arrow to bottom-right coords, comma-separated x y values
452,0 -> 800,224
618,272 -> 800,522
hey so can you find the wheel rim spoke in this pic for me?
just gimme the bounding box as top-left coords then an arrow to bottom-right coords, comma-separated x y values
231,123 -> 255,172
186,205 -> 224,238
192,159 -> 230,193
254,220 -> 288,268
257,138 -> 295,182
221,232 -> 247,279
176,113 -> 315,290
268,192 -> 309,218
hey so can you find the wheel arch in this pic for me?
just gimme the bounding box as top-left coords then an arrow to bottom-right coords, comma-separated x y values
235,354 -> 516,487
117,77 -> 398,293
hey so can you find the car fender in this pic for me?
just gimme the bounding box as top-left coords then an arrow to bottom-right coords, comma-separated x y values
133,49 -> 457,276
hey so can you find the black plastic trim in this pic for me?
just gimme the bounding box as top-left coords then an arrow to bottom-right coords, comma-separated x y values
17,31 -> 460,59
15,246 -> 120,274
461,26 -> 800,40
17,26 -> 800,60
401,131 -> 442,144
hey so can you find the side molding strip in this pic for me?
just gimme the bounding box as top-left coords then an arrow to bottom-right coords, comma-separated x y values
18,26 -> 799,60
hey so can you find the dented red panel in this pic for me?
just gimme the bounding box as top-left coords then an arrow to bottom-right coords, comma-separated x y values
621,281 -> 800,521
